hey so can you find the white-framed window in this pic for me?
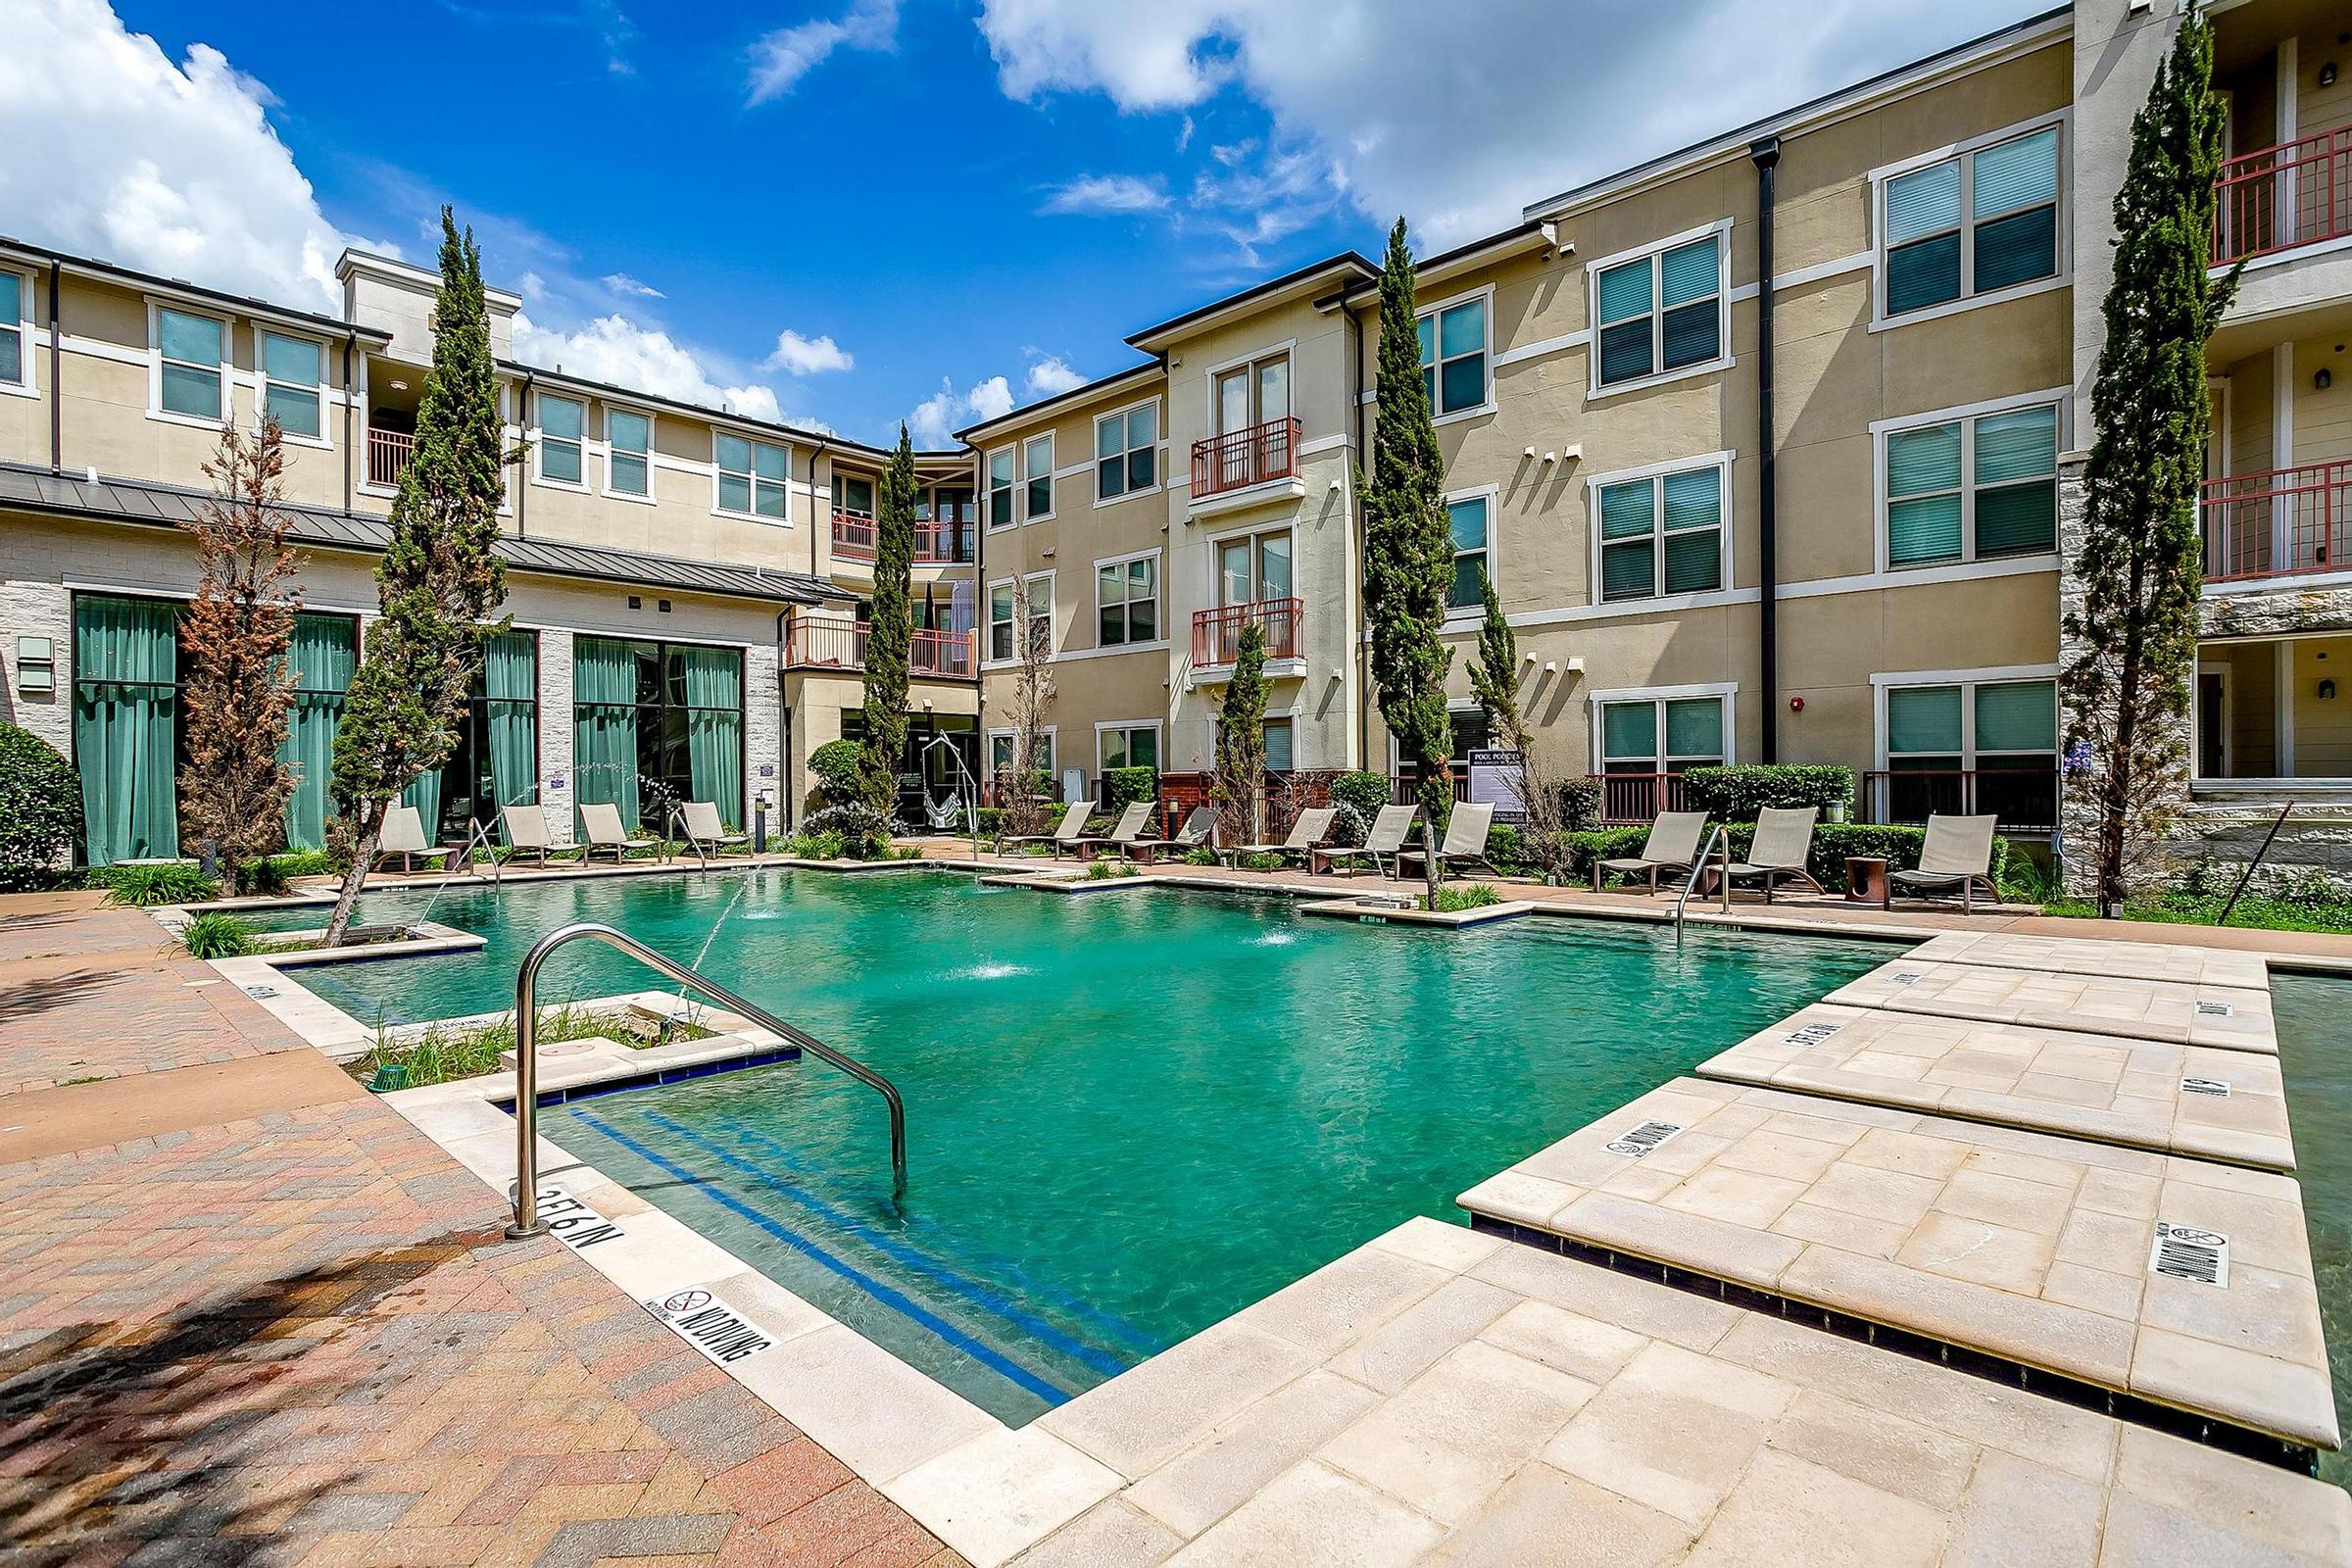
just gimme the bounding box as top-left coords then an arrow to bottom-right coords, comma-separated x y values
1096,551 -> 1159,646
1096,403 -> 1157,500
987,446 -> 1016,529
1591,224 -> 1727,392
1099,722 -> 1160,774
1878,119 -> 2063,323
1595,691 -> 1730,777
990,727 -> 1056,779
1878,670 -> 2058,826
256,330 -> 324,441
606,408 -> 652,497
714,431 -> 788,519
1417,292 -> 1490,417
1263,716 -> 1295,773
0,270 -> 24,387
536,393 -> 586,485
1214,528 -> 1294,607
1023,433 -> 1055,520
833,472 -> 875,517
1446,493 -> 1491,612
1025,571 -> 1054,651
1212,352 -> 1292,434
1593,456 -> 1730,603
988,578 -> 1018,662
155,304 -> 226,422
1879,395 -> 2061,569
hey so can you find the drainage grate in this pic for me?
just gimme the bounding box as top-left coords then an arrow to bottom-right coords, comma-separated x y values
1782,1020 -> 1845,1049
1605,1120 -> 1684,1158
1889,971 -> 1924,985
2150,1222 -> 2230,1287
2180,1076 -> 2231,1098
2195,1001 -> 2234,1017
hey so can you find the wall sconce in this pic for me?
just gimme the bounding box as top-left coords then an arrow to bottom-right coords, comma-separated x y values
15,636 -> 54,694
2323,62 -> 2339,88
2321,678 -> 2338,701
2320,368 -> 2335,391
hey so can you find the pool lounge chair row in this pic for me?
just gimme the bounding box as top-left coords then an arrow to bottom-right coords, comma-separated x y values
368,801 -> 754,874
1592,808 -> 2002,912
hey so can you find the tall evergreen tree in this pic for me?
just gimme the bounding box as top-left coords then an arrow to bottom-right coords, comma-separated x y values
1360,217 -> 1455,897
1466,576 -> 1520,747
1213,620 -> 1269,849
322,210 -> 510,944
2063,11 -> 2236,915
859,427 -> 917,822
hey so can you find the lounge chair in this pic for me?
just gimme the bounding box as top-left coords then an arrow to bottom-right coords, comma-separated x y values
1396,802 -> 1500,882
1592,810 -> 1709,893
1721,807 -> 1824,903
1223,806 -> 1338,868
373,804 -> 463,875
1124,805 -> 1217,863
1310,804 -> 1417,878
500,804 -> 575,866
1888,814 -> 2001,913
1001,801 -> 1089,855
579,802 -> 658,865
1068,801 -> 1152,859
679,801 -> 751,857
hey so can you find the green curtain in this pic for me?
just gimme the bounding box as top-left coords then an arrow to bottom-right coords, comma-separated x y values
278,613 -> 355,850
401,763 -> 443,840
574,635 -> 641,832
680,646 -> 744,829
482,630 -> 537,825
74,596 -> 179,865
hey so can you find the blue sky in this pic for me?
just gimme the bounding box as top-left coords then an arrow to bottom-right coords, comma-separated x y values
16,0 -> 2041,447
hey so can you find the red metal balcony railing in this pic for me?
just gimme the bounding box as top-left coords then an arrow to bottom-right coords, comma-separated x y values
831,510 -> 878,560
830,512 -> 975,564
1861,768 -> 2059,835
1590,771 -> 1696,826
1191,416 -> 1301,500
2214,128 -> 2352,265
782,613 -> 976,677
911,626 -> 976,678
367,427 -> 414,489
1191,598 -> 1303,666
2202,462 -> 2352,582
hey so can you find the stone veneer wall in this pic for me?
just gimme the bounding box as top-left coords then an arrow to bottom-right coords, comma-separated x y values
0,579 -> 72,756
745,641 -> 781,833
535,627 -> 575,845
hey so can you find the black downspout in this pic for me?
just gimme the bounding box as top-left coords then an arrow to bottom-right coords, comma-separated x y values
1750,135 -> 1782,764
47,262 -> 63,474
1348,293 -> 1371,771
514,370 -> 534,538
807,439 -> 828,578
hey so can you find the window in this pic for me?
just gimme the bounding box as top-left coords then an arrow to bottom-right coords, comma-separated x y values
989,581 -> 1017,662
1884,677 -> 2057,827
537,394 -> 585,484
256,332 -> 323,439
919,485 -> 976,561
0,270 -> 22,385
1026,573 -> 1053,651
1600,696 -> 1725,776
1883,124 -> 2060,318
992,729 -> 1054,778
1593,232 -> 1722,389
833,474 -> 874,516
715,432 -> 787,518
1885,402 -> 2058,567
1097,554 -> 1158,646
1597,463 -> 1725,602
156,307 -> 224,421
1418,298 -> 1489,416
573,638 -> 744,833
607,410 -> 651,497
1100,724 -> 1159,773
1216,530 -> 1293,606
1022,434 -> 1055,519
988,576 -> 1053,661
1263,717 -> 1295,773
1446,495 -> 1490,612
1096,405 -> 1157,500
988,448 -> 1016,528
1213,355 -> 1291,433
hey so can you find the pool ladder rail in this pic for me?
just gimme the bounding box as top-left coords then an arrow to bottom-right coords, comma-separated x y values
504,921 -> 908,1239
1673,825 -> 1733,940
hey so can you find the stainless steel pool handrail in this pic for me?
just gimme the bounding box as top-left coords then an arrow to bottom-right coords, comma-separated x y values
1673,825 -> 1732,939
505,920 -> 907,1238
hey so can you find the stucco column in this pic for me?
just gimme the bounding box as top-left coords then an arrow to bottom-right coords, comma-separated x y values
537,627 -> 575,845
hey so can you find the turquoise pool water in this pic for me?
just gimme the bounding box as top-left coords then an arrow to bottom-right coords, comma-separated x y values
288,870 -> 1890,1422
2275,976 -> 2352,1491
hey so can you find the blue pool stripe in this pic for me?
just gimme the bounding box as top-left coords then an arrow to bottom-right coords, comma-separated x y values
636,1109 -> 1133,1380
679,1112 -> 1160,1359
566,1107 -> 1073,1406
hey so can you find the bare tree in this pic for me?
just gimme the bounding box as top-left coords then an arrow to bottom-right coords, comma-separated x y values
1002,610 -> 1057,837
1466,576 -> 1578,882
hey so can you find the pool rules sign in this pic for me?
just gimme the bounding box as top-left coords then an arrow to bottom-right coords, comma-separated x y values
1467,749 -> 1527,825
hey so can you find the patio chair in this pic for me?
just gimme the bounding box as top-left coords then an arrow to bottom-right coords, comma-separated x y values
679,801 -> 751,857
1888,814 -> 2001,913
1000,801 -> 1089,855
500,804 -> 575,866
1396,802 -> 1500,882
373,805 -> 463,875
1310,804 -> 1417,878
1067,801 -> 1152,859
579,802 -> 658,865
1592,810 -> 1709,893
1123,805 -> 1217,863
1223,806 -> 1338,868
1721,807 -> 1824,903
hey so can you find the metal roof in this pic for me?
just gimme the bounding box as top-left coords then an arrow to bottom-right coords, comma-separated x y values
0,464 -> 838,607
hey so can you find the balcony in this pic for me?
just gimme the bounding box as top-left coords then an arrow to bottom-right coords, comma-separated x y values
2214,128 -> 2352,266
1591,771 -> 1696,826
830,511 -> 977,565
1191,598 -> 1303,668
782,612 -> 976,678
1191,416 -> 1301,502
2202,462 -> 2352,584
367,427 -> 414,490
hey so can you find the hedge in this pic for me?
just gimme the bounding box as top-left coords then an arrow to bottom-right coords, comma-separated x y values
1678,764 -> 1854,820
1331,771 -> 1393,821
808,739 -> 863,808
1101,766 -> 1158,811
0,723 -> 82,891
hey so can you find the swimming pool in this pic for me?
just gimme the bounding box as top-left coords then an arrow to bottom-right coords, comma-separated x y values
2275,975 -> 2352,1492
285,869 -> 1891,1422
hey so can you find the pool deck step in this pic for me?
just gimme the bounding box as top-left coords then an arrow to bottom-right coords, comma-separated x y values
1826,956 -> 2278,1055
1455,1078 -> 2337,1460
1695,1003 -> 2296,1172
1903,930 -> 2273,989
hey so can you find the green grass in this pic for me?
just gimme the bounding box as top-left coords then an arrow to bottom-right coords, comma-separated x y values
98,861 -> 218,906
2040,890 -> 2352,935
346,1003 -> 706,1090
1430,883 -> 1503,912
177,910 -> 255,959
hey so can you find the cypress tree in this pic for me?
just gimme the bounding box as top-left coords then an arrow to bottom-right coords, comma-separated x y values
1467,575 -> 1520,747
1213,620 -> 1269,849
1360,217 -> 1455,897
859,427 -> 917,826
322,209 -> 510,944
2062,11 -> 2236,915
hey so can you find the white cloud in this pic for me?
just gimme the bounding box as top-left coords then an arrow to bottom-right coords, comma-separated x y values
762,329 -> 855,375
513,312 -> 786,425
1039,173 -> 1169,216
1026,355 -> 1086,396
908,374 -> 1014,447
976,0 -> 2038,247
0,0 -> 378,312
747,0 -> 898,104
601,271 -> 663,298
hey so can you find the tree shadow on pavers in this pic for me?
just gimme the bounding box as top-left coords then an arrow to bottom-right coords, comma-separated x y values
0,966 -> 139,1029
0,1229 -> 495,1565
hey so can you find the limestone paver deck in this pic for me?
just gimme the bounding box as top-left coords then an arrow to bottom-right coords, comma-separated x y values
1827,956 -> 2278,1054
1009,1218 -> 2352,1565
1456,1078 -> 2338,1453
1695,1003 -> 2296,1171
1905,930 -> 2274,988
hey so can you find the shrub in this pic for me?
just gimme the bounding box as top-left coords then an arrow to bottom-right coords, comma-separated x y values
1331,770 -> 1394,823
1551,776 -> 1602,833
973,807 -> 1002,836
1486,824 -> 1527,872
1236,852 -> 1287,871
1101,766 -> 1158,812
0,723 -> 83,891
177,911 -> 255,959
1328,800 -> 1373,848
1431,883 -> 1502,911
808,739 -> 864,808
1679,764 -> 1854,820
798,801 -> 893,859
99,861 -> 219,906
1179,846 -> 1219,865
784,829 -> 848,858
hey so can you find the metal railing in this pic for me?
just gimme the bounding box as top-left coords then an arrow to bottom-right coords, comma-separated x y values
367,427 -> 415,489
832,512 -> 976,564
1192,597 -> 1303,664
1674,825 -> 1733,939
2202,462 -> 2352,583
1191,416 -> 1301,499
830,509 -> 878,559
506,921 -> 906,1238
1592,771 -> 1696,825
1860,766 -> 2058,835
782,614 -> 976,677
2214,127 -> 2352,265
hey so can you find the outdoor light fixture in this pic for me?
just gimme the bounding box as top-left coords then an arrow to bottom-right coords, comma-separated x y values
2320,368 -> 2334,390
2323,62 -> 2339,88
2322,679 -> 2339,702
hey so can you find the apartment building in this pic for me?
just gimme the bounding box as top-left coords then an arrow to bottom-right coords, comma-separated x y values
0,0 -> 2343,880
